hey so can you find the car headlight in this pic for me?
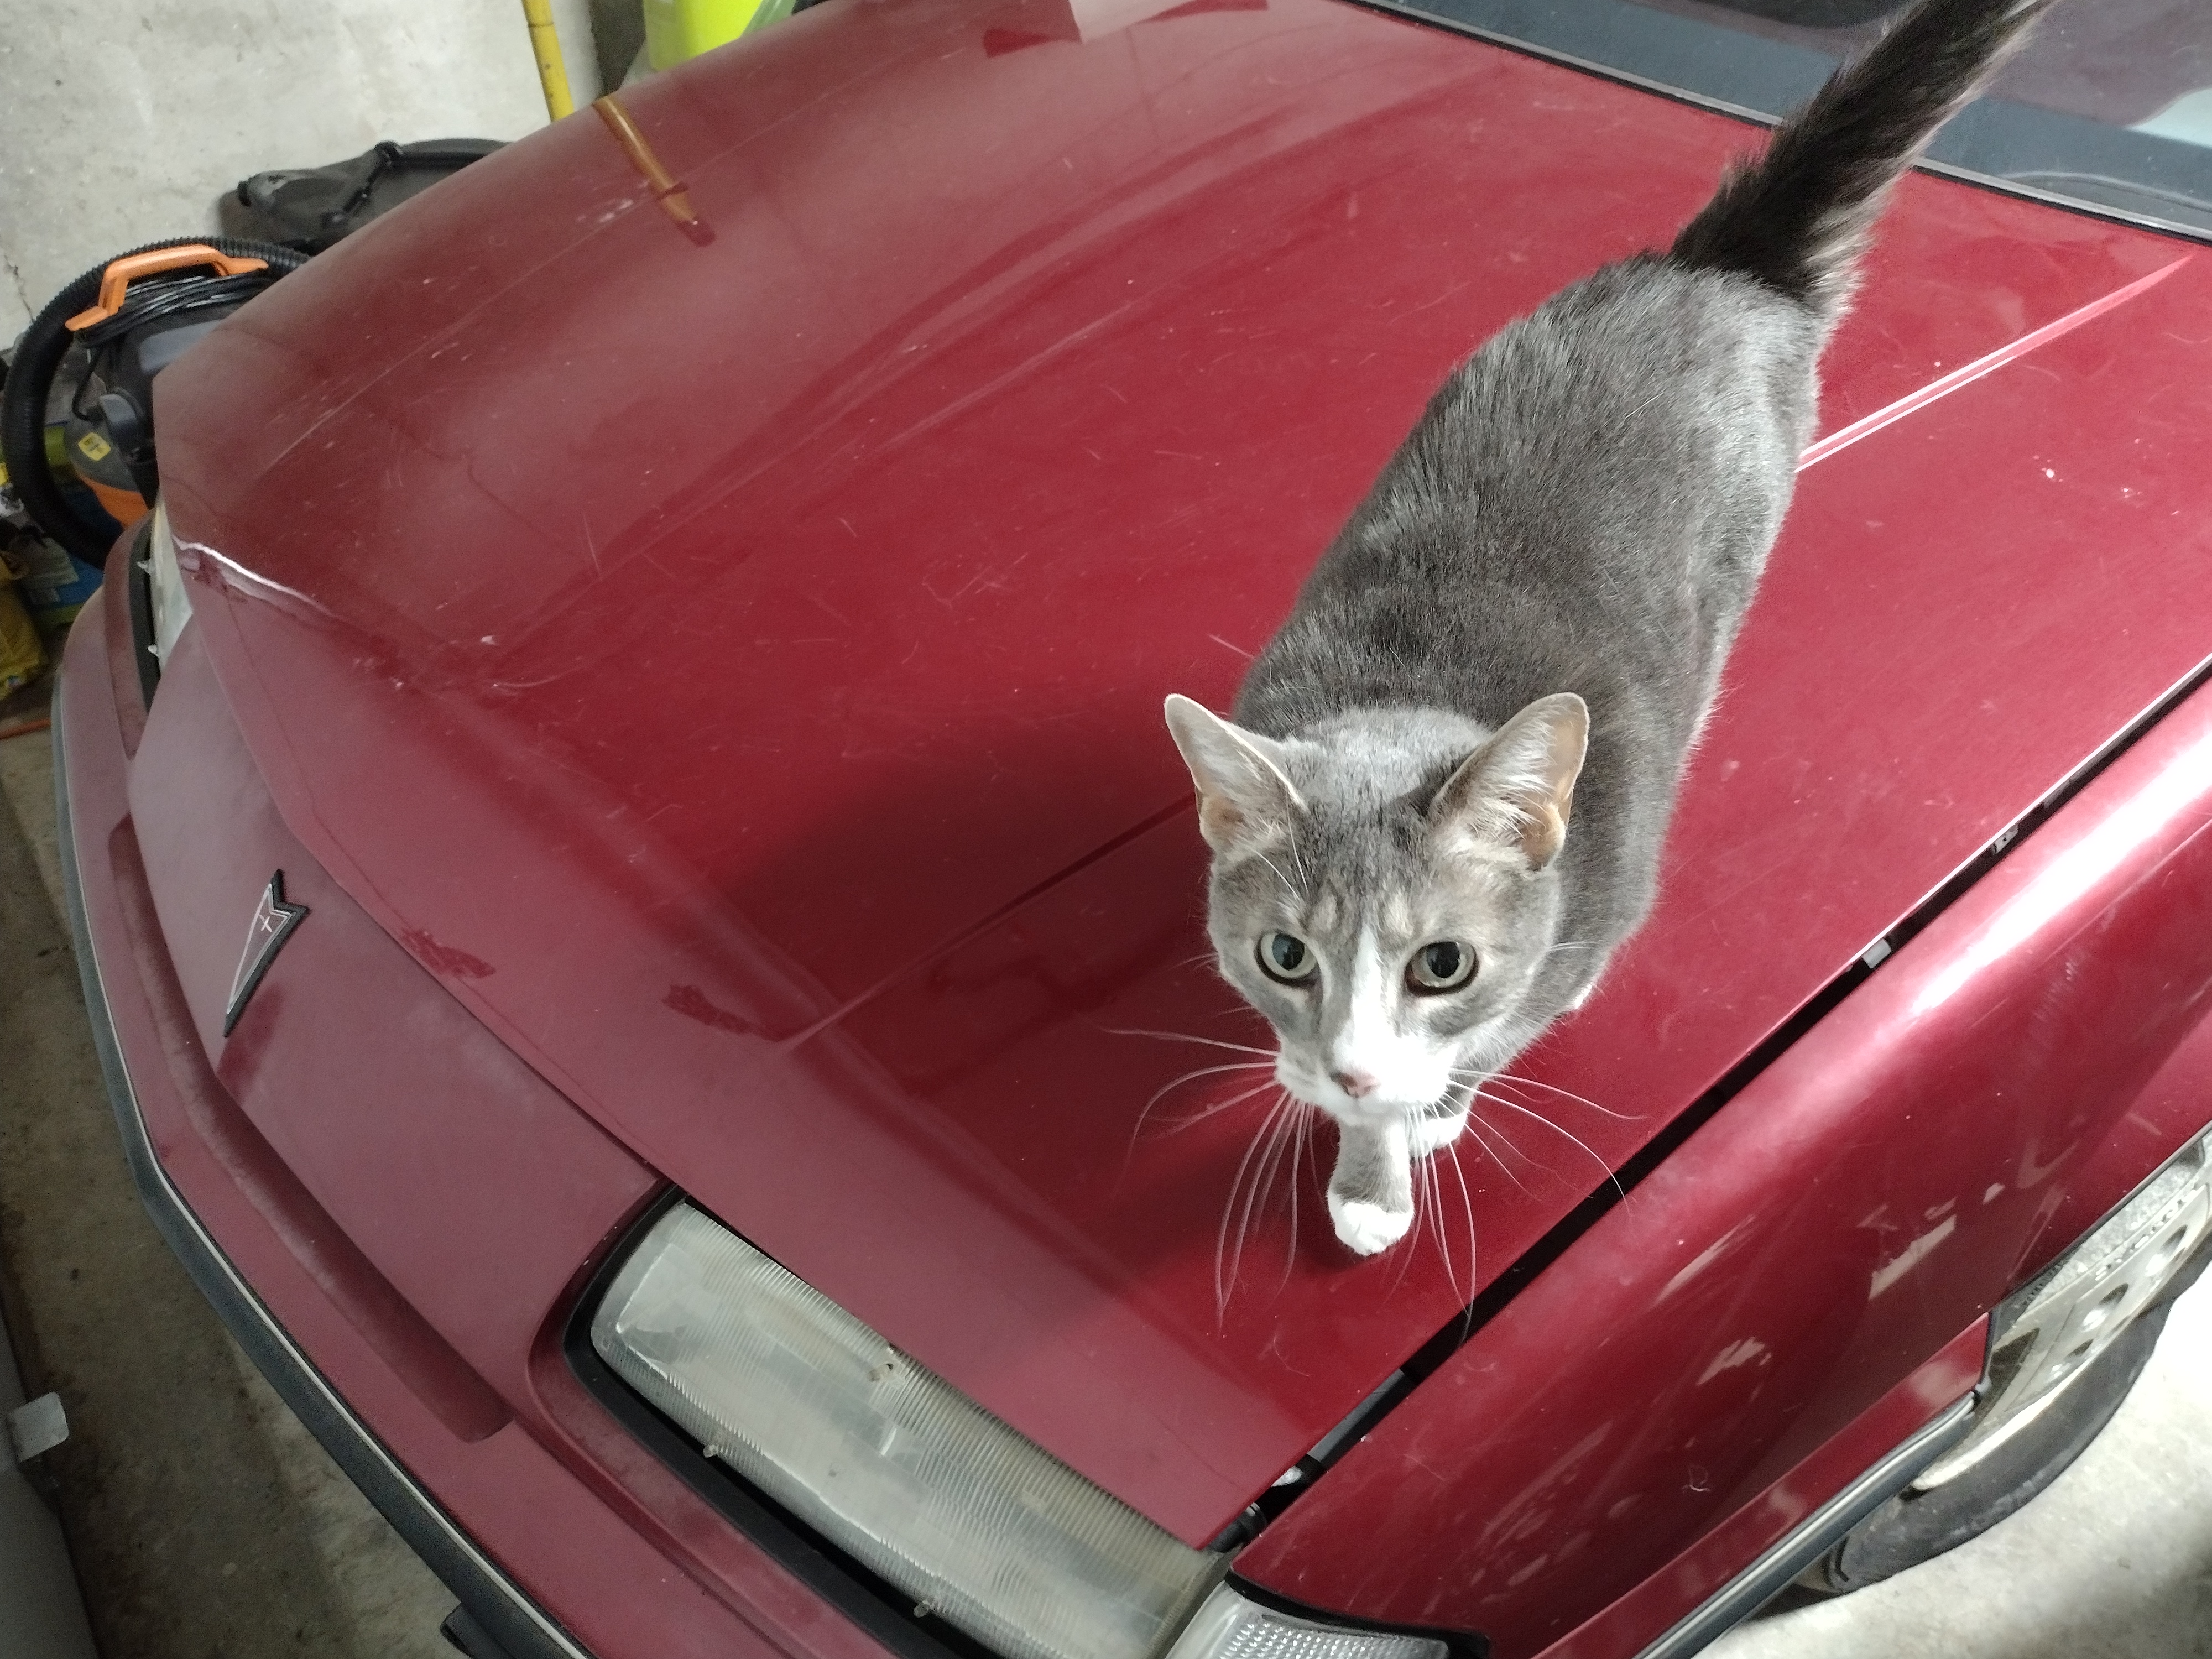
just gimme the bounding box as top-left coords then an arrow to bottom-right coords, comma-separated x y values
593,1203 -> 1223,1659
595,1206 -> 1453,1659
1162,1584 -> 1447,1659
144,499 -> 192,663
593,1203 -> 1459,1659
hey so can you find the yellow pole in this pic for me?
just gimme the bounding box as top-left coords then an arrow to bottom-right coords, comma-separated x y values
521,0 -> 575,121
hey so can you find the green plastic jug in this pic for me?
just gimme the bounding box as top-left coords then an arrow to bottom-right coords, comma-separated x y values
643,0 -> 799,67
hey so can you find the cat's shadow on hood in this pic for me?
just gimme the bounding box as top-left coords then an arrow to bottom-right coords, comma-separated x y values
717,708 -> 1365,1285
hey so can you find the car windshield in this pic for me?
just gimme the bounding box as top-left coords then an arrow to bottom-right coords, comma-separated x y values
1380,0 -> 2212,237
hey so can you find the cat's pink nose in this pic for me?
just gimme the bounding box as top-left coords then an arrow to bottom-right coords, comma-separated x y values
1332,1068 -> 1378,1099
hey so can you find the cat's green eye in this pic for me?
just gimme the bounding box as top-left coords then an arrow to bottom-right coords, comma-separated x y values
1257,931 -> 1318,985
1407,940 -> 1477,993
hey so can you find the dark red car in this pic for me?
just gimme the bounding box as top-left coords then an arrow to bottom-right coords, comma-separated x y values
55,1 -> 2212,1656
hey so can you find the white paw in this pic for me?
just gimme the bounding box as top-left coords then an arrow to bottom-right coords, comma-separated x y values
1329,1193 -> 1412,1255
1408,1109 -> 1468,1157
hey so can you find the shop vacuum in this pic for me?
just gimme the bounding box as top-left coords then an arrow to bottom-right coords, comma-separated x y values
0,238 -> 302,698
0,142 -> 494,698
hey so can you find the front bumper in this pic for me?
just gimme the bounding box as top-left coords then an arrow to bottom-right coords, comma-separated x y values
54,671 -> 593,1659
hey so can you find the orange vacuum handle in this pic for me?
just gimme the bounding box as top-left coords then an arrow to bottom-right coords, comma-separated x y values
66,245 -> 270,331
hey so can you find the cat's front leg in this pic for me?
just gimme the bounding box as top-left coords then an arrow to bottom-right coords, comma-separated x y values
1328,1118 -> 1413,1255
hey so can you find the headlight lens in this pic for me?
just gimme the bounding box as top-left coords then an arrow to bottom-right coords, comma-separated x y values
591,1204 -> 1224,1659
144,499 -> 192,663
1163,1586 -> 1447,1659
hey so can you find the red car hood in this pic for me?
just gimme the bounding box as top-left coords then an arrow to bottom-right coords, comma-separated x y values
155,0 -> 2212,1546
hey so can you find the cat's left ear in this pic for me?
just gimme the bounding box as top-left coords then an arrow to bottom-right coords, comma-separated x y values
1164,695 -> 1305,858
1428,693 -> 1589,870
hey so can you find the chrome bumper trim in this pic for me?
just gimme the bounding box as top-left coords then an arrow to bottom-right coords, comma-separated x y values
1634,1394 -> 1976,1659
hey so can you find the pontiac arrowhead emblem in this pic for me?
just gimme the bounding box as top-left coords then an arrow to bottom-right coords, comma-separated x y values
225,872 -> 309,1036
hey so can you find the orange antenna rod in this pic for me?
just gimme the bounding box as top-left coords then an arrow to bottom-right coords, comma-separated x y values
594,95 -> 702,232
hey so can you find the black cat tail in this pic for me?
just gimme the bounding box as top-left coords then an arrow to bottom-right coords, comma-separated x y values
1669,0 -> 2051,313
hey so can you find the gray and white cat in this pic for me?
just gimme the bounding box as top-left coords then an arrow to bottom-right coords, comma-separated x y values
1165,0 -> 2051,1255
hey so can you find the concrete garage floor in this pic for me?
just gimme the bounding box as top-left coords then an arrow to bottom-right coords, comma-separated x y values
2,718 -> 2210,1656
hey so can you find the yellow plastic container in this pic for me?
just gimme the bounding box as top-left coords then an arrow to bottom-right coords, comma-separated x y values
644,0 -> 798,68
0,549 -> 50,697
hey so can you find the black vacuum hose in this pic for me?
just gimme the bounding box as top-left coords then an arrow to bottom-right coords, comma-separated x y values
1,236 -> 309,563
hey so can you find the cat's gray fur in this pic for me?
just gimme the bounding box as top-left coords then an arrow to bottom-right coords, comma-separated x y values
1165,0 -> 2052,1255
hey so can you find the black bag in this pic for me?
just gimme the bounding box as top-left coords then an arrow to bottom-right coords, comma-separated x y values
220,139 -> 503,252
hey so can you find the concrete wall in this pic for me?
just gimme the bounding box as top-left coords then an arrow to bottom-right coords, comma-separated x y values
0,0 -> 604,340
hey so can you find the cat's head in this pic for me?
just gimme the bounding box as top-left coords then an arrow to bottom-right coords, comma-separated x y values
1164,692 -> 1588,1129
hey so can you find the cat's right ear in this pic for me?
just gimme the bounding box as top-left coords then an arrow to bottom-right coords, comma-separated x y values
1163,695 -> 1305,858
1428,692 -> 1589,870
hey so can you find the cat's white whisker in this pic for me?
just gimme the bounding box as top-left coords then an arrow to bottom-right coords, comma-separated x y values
1254,1099 -> 1304,1295
1421,1154 -> 1464,1305
1141,1060 -> 1277,1119
1473,1091 -> 1627,1203
1386,1149 -> 1433,1296
1121,1076 -> 1276,1193
1283,1105 -> 1317,1281
1104,1026 -> 1275,1056
1406,1157 -> 1430,1284
1481,1070 -> 1637,1121
1128,1064 -> 1277,1165
1252,1093 -> 1302,1279
1429,1153 -> 1467,1305
1458,1108 -> 1541,1196
1443,1141 -> 1479,1294
1439,1142 -> 1481,1338
1467,1098 -> 1554,1174
1216,1091 -> 1296,1320
1155,1077 -> 1279,1136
